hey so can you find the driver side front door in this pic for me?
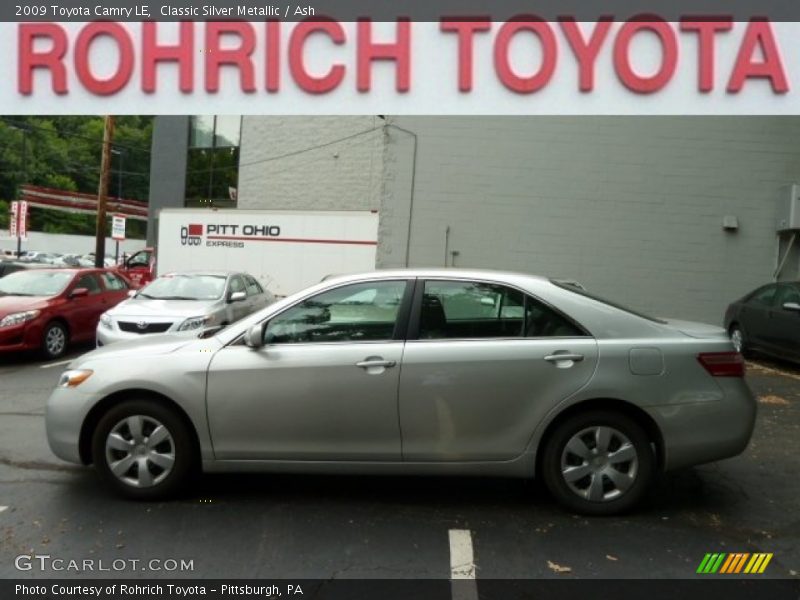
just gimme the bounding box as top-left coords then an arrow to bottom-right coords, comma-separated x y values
206,279 -> 412,461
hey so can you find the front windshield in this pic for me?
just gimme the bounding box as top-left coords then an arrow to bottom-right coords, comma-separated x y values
139,274 -> 226,301
0,271 -> 74,297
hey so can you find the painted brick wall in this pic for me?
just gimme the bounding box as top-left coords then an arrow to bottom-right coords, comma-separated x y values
236,115 -> 800,324
237,116 -> 386,212
381,117 -> 800,324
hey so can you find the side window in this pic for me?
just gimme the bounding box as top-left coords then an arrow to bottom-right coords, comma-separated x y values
100,272 -> 127,291
229,276 -> 245,294
419,280 -> 585,340
419,280 -> 526,339
245,275 -> 263,296
75,274 -> 101,295
775,284 -> 800,308
127,251 -> 150,268
265,280 -> 407,344
749,285 -> 777,307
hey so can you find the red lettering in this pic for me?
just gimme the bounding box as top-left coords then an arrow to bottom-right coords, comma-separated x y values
205,22 -> 256,93
266,20 -> 280,92
728,19 -> 789,93
494,17 -> 557,94
560,17 -> 613,92
288,19 -> 346,94
74,22 -> 135,96
440,19 -> 491,92
142,22 -> 194,94
614,17 -> 678,94
357,19 -> 411,92
18,23 -> 68,95
680,18 -> 733,92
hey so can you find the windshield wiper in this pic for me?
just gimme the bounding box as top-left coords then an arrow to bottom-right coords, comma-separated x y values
144,295 -> 199,301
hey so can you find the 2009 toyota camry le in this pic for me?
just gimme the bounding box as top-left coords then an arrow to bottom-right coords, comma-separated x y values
45,269 -> 756,515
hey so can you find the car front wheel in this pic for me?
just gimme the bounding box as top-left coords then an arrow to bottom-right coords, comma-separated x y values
729,325 -> 747,355
91,399 -> 196,500
41,321 -> 68,359
541,410 -> 655,515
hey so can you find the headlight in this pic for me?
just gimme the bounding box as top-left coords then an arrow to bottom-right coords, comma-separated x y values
0,310 -> 41,328
57,369 -> 93,388
99,313 -> 112,328
177,315 -> 214,331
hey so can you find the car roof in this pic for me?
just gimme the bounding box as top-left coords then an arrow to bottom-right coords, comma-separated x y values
319,268 -> 551,285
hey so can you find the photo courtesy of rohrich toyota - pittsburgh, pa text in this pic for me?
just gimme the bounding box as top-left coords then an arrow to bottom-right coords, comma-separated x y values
0,1 -> 799,599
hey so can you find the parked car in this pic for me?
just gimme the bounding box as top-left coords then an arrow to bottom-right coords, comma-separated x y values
0,268 -> 131,359
46,269 -> 755,514
114,247 -> 155,287
724,281 -> 800,363
0,261 -> 52,278
96,271 -> 275,346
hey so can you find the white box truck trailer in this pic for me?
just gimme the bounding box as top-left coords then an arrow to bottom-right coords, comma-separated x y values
156,209 -> 379,296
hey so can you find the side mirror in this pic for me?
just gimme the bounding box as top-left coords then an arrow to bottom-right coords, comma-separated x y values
70,287 -> 89,299
244,323 -> 265,348
783,302 -> 800,312
228,291 -> 247,304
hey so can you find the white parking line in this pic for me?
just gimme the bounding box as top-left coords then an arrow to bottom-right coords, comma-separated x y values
40,360 -> 72,369
0,506 -> 8,513
449,529 -> 478,600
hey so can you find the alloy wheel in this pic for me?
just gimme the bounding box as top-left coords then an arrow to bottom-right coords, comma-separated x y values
45,326 -> 66,357
730,328 -> 744,353
560,426 -> 639,502
105,415 -> 175,488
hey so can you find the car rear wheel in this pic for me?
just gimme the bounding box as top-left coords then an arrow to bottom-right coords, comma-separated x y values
541,411 -> 655,515
91,400 -> 196,500
41,322 -> 68,359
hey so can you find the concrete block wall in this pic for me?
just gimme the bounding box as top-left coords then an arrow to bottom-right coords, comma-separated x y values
381,117 -> 800,324
237,116 -> 386,212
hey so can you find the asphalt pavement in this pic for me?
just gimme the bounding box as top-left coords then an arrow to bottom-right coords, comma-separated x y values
0,346 -> 798,580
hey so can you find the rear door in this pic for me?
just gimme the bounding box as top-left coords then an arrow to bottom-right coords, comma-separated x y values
98,271 -> 130,308
398,278 -> 598,462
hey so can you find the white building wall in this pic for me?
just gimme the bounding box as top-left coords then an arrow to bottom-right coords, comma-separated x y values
0,231 -> 146,257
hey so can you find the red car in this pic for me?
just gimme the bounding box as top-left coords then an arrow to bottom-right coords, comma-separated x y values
0,268 -> 131,359
114,247 -> 155,288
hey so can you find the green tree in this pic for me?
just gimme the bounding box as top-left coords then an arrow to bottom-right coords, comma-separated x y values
0,116 -> 152,239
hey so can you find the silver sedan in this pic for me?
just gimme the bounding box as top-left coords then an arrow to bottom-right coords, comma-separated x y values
96,271 -> 274,346
46,269 -> 756,515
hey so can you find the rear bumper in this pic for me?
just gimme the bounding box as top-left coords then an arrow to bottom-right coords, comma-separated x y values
650,378 -> 757,471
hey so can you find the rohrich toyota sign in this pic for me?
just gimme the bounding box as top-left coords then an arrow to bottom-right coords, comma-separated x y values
6,19 -> 800,114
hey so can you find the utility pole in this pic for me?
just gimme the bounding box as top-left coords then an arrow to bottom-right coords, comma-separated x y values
95,116 -> 115,268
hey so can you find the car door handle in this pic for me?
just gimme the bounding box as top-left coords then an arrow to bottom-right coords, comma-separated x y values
544,353 -> 585,363
356,359 -> 397,369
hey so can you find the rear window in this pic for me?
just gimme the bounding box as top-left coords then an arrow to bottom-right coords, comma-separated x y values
550,279 -> 666,324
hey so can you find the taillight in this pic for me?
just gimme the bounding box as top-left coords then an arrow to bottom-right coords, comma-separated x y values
697,352 -> 745,377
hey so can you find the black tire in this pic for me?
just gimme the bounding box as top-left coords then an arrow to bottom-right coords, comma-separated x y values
541,410 -> 655,516
41,321 -> 68,360
91,399 -> 196,500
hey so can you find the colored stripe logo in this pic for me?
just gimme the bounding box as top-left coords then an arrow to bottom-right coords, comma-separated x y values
697,553 -> 773,574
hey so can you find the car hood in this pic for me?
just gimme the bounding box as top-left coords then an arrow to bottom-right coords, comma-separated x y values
72,333 -> 221,366
0,295 -> 52,318
107,297 -> 221,319
661,319 -> 728,340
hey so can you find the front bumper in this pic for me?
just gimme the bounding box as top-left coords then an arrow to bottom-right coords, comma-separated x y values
0,322 -> 37,353
45,386 -> 100,464
651,378 -> 757,471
